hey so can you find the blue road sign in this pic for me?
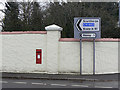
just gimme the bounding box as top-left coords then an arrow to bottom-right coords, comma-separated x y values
83,23 -> 95,27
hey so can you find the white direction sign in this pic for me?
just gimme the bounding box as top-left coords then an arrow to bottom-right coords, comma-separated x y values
74,17 -> 101,39
76,19 -> 100,31
82,33 -> 96,38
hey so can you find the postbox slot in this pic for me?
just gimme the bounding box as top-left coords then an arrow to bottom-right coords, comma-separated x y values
36,49 -> 42,64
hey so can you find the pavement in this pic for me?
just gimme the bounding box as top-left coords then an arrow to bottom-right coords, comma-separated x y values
2,72 -> 119,82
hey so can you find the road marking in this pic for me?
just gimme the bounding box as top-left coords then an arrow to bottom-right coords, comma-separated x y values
71,84 -> 88,87
0,81 -> 8,83
51,84 -> 66,86
68,78 -> 85,80
95,86 -> 113,88
13,82 -> 27,84
86,79 -> 98,81
32,83 -> 46,85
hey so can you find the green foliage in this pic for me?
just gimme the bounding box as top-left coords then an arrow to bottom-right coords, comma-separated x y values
44,2 -> 119,38
3,2 -> 21,31
2,2 -> 120,38
30,2 -> 43,31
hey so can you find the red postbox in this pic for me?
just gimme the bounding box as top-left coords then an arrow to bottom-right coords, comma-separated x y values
36,49 -> 42,64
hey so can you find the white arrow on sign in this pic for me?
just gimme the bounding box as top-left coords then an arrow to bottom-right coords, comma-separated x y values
76,19 -> 82,31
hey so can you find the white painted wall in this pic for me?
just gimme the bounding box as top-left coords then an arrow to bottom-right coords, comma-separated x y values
0,25 -> 119,75
47,31 -> 60,74
46,25 -> 62,74
59,41 -> 118,74
0,34 -> 2,90
82,42 -> 93,74
95,42 -> 118,74
59,42 -> 80,73
0,35 -> 2,72
2,34 -> 47,73
0,34 -> 119,74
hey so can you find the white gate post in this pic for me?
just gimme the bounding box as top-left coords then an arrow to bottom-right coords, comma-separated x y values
45,24 -> 63,74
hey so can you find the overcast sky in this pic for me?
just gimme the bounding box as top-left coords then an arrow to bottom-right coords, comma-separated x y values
0,2 -> 5,18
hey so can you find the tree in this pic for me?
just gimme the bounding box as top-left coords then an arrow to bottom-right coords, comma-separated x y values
3,2 -> 21,31
44,2 -> 120,38
19,1 -> 33,31
19,1 -> 44,31
30,2 -> 43,30
2,2 -> 120,38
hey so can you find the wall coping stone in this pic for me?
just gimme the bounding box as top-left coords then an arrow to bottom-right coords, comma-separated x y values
0,31 -> 47,34
1,31 -> 120,42
59,38 -> 120,42
45,24 -> 63,31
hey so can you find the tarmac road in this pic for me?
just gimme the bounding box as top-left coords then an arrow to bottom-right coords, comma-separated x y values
1,78 -> 119,88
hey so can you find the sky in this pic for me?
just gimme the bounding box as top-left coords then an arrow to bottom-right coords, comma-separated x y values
0,2 -> 5,19
0,2 -> 5,31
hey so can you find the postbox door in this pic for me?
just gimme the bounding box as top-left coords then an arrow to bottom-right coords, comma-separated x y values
36,49 -> 42,64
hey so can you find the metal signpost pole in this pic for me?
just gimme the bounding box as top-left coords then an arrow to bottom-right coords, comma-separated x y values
80,39 -> 82,75
74,17 -> 100,75
93,39 -> 95,75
